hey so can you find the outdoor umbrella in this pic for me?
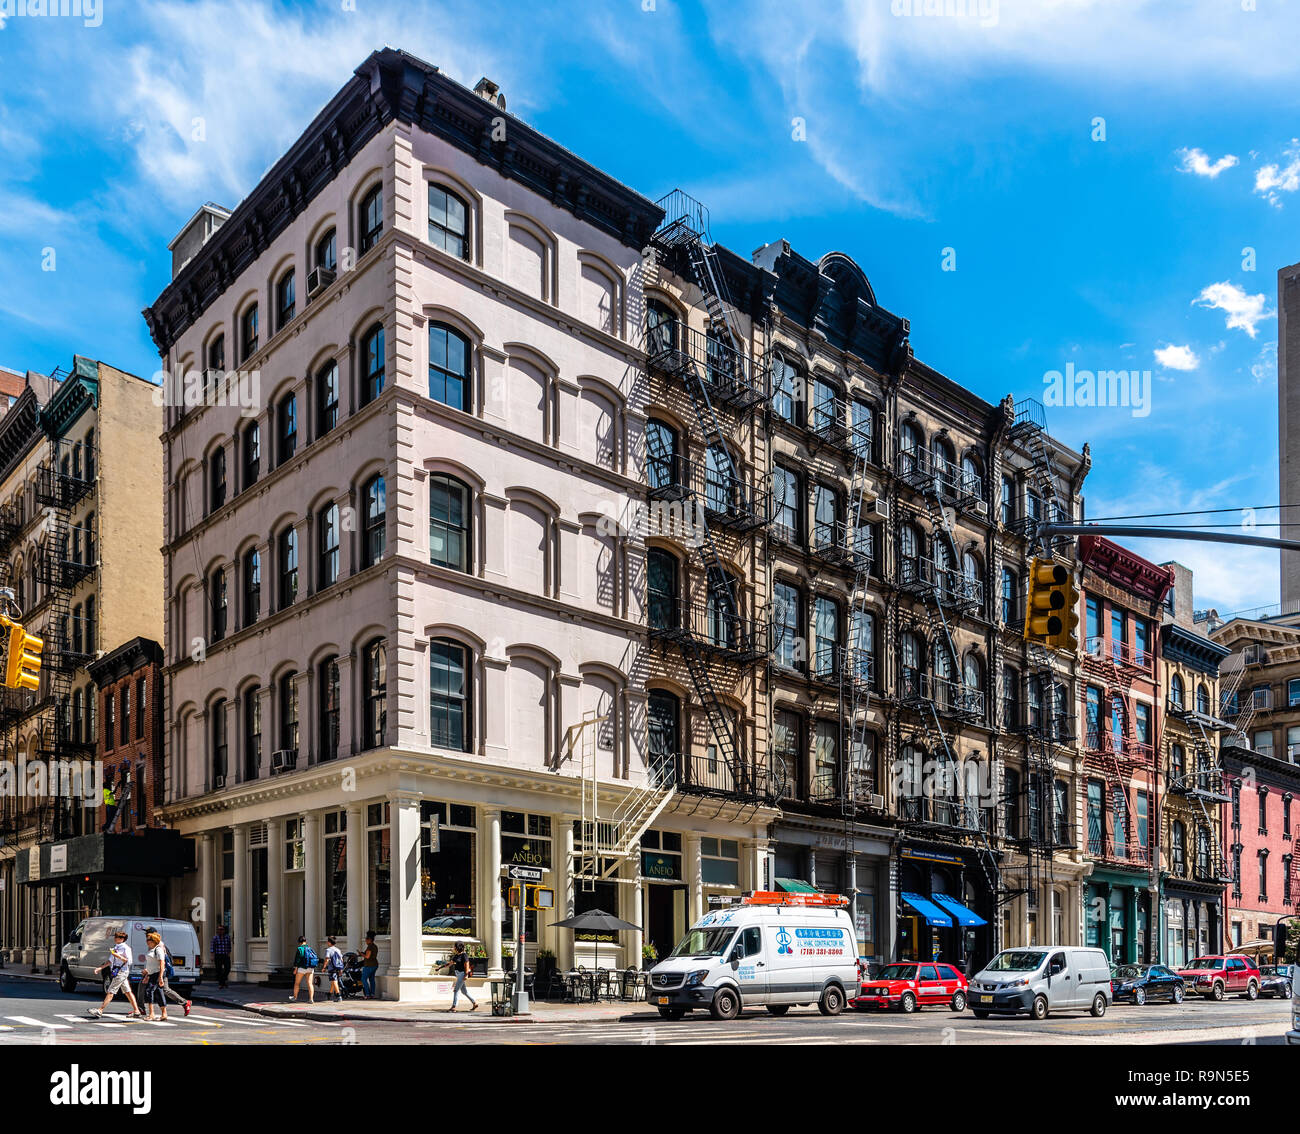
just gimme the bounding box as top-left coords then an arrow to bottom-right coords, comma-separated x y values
550,909 -> 640,973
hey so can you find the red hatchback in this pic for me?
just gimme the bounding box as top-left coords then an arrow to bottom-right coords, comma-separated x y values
853,962 -> 969,1013
1175,954 -> 1261,1001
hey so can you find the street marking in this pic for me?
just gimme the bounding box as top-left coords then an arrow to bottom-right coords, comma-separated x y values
56,1015 -> 126,1029
5,1016 -> 69,1028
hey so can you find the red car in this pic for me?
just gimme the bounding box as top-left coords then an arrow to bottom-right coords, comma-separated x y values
852,961 -> 969,1013
1175,954 -> 1261,1001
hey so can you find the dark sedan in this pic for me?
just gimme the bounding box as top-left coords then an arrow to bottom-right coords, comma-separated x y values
1259,964 -> 1294,999
1110,963 -> 1185,1005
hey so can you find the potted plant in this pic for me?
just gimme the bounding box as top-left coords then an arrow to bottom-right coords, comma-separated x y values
535,948 -> 556,982
467,942 -> 488,975
642,943 -> 659,967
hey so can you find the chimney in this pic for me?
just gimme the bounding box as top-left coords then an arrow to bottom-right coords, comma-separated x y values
473,77 -> 506,110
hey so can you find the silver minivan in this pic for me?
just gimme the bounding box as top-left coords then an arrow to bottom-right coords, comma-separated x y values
969,946 -> 1111,1020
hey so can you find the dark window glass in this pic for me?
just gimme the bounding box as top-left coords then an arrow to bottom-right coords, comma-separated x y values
210,568 -> 227,641
364,475 -> 386,567
278,395 -> 297,464
243,549 -> 261,627
428,185 -> 469,258
317,362 -> 339,435
240,304 -> 258,360
279,673 -> 299,754
315,229 -> 336,273
364,639 -> 387,751
277,271 -> 295,330
319,656 -> 340,762
647,549 -> 678,630
212,699 -> 227,783
428,323 -> 469,410
430,639 -> 469,751
318,504 -> 339,589
359,185 -> 383,253
209,446 -> 226,511
243,421 -> 260,489
278,527 -> 298,607
244,686 -> 261,780
361,324 -> 384,404
208,334 -> 225,374
429,475 -> 470,571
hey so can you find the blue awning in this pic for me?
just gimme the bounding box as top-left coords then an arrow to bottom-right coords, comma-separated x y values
900,892 -> 953,928
932,893 -> 987,927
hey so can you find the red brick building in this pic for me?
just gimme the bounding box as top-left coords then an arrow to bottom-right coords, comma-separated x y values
88,636 -> 165,833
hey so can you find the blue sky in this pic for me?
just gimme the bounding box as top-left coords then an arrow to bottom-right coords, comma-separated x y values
1,0 -> 1297,615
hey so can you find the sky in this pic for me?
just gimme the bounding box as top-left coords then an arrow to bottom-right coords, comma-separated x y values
0,0 -> 1297,617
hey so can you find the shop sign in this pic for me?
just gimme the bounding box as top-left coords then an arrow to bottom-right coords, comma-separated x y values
902,849 -> 963,866
28,851 -> 40,881
501,836 -> 550,869
50,844 -> 67,874
642,852 -> 681,881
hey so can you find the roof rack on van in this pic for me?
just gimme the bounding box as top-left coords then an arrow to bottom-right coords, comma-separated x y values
742,891 -> 848,908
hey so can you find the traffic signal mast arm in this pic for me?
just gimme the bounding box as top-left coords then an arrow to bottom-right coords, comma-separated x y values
1038,523 -> 1300,552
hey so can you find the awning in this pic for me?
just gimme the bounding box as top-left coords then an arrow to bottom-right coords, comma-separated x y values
900,892 -> 953,928
932,892 -> 987,927
776,878 -> 819,894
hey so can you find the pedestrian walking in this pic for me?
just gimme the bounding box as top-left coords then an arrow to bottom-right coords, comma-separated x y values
145,925 -> 193,1016
140,929 -> 170,1022
211,923 -> 232,989
358,931 -> 379,999
324,936 -> 344,1002
445,941 -> 477,1012
290,935 -> 317,1003
89,927 -> 141,1018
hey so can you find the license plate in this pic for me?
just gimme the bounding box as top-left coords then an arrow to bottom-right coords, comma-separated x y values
658,996 -> 669,1005
978,994 -> 992,1003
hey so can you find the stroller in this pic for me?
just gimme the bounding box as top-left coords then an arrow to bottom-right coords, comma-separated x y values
322,950 -> 366,1000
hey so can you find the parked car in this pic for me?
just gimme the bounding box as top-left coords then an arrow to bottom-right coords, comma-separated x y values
1110,963 -> 1185,1005
1176,954 -> 1260,1001
969,947 -> 1111,1020
852,961 -> 968,1012
1258,964 -> 1293,999
60,916 -> 202,997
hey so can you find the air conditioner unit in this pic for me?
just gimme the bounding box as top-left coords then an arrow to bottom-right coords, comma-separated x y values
868,793 -> 885,810
306,267 -> 336,299
862,497 -> 889,522
973,499 -> 989,518
213,775 -> 226,790
271,749 -> 298,774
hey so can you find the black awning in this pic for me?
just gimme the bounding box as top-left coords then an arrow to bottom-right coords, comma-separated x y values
18,828 -> 194,884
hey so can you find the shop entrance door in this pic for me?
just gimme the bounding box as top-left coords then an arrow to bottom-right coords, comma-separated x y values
898,914 -> 919,961
646,884 -> 686,963
285,876 -> 304,947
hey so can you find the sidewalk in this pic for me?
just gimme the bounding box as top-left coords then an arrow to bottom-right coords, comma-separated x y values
0,968 -> 658,1025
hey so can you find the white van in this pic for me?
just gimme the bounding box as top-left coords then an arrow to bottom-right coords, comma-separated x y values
59,917 -> 202,997
969,946 -> 1111,1020
647,892 -> 858,1020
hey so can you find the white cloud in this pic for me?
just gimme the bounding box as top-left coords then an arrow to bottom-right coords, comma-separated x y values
1192,281 -> 1274,339
1254,140 -> 1300,207
1176,147 -> 1238,178
1153,344 -> 1199,371
1251,341 -> 1278,385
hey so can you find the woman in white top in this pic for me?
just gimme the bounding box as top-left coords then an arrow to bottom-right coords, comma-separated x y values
141,930 -> 169,1021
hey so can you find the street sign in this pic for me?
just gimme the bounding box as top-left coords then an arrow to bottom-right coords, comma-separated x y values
507,865 -> 542,882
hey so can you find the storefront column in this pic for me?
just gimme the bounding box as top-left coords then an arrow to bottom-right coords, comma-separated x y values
806,848 -> 817,890
231,822 -> 249,978
846,854 -> 859,946
197,833 -> 216,948
303,811 -> 322,948
388,792 -> 424,986
686,835 -> 703,926
345,804 -> 364,952
266,818 -> 285,972
555,814 -> 574,971
1126,886 -> 1140,963
483,806 -> 503,978
622,854 -> 642,969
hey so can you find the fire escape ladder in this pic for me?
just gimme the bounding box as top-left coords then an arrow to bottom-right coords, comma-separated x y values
841,428 -> 875,818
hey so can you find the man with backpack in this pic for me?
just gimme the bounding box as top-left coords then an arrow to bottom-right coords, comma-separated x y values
145,925 -> 193,1016
291,935 -> 317,1004
324,937 -> 345,1002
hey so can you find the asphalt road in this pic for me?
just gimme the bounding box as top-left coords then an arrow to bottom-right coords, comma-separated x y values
2,978 -> 1291,1044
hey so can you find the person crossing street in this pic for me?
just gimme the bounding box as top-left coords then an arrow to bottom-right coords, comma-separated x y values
89,927 -> 142,1019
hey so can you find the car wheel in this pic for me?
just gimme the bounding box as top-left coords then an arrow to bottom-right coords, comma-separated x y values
1172,984 -> 1184,1004
899,991 -> 917,1014
972,1009 -> 989,1019
710,988 -> 740,1021
950,991 -> 967,1012
657,1007 -> 685,1021
766,1004 -> 790,1016
1031,995 -> 1049,1020
1211,982 -> 1225,1002
1283,983 -> 1293,1000
1245,981 -> 1258,1001
59,966 -> 77,994
1134,986 -> 1146,1006
1091,993 -> 1107,1018
818,985 -> 846,1017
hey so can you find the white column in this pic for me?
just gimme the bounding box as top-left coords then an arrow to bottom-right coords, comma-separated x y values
337,653 -> 356,759
303,811 -> 322,947
484,807 -> 503,978
686,835 -> 703,925
266,818 -> 285,972
198,833 -> 216,950
557,818 -> 575,970
388,792 -> 424,991
345,804 -> 364,952
625,854 -> 643,970
231,823 -> 249,978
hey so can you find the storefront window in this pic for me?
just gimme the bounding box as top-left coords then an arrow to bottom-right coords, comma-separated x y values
500,811 -> 552,870
367,802 -> 391,935
420,801 -> 477,937
574,879 -> 619,942
323,810 -> 347,938
642,830 -> 683,881
250,846 -> 268,938
285,817 -> 305,872
702,837 -> 740,885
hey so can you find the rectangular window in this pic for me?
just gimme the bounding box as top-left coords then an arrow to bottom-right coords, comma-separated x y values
1134,619 -> 1149,666
1110,608 -> 1125,662
1087,780 -> 1103,856
1086,597 -> 1101,651
323,810 -> 348,938
773,466 -> 800,543
1135,702 -> 1151,745
773,582 -> 801,670
700,837 -> 740,886
771,357 -> 798,423
1137,790 -> 1149,852
250,845 -> 269,937
1289,677 -> 1300,708
367,802 -> 391,935
135,677 -> 146,740
421,801 -> 477,936
120,687 -> 129,746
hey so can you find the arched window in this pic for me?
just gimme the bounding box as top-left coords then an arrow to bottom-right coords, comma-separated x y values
211,698 -> 228,785
318,654 -> 340,762
1172,819 -> 1187,874
901,631 -> 923,697
207,333 -> 225,374
277,394 -> 297,466
935,646 -> 954,705
363,475 -> 386,567
364,639 -> 387,750
645,298 -> 677,356
429,475 -> 470,572
1002,666 -> 1020,727
1000,475 -> 1015,525
961,453 -> 982,496
316,360 -> 340,435
428,184 -> 469,259
243,685 -> 261,780
210,567 -> 227,642
964,652 -> 982,692
428,323 -> 470,411
1196,825 -> 1210,878
242,548 -> 261,628
706,572 -> 742,649
430,638 -> 469,751
318,503 -> 340,589
646,419 -> 679,491
279,672 -> 299,754
278,526 -> 298,607
240,303 -> 258,361
850,608 -> 876,685
276,269 -> 296,331
899,523 -> 921,576
243,420 -> 260,490
899,419 -> 922,473
1196,683 -> 1210,715
86,594 -> 96,652
647,548 -> 679,630
1001,567 -> 1018,623
209,445 -> 227,512
315,227 -> 337,273
770,356 -> 799,424
931,433 -> 955,470
361,323 -> 384,405
813,596 -> 839,677
359,184 -> 383,253
648,690 -> 680,773
1170,673 -> 1185,710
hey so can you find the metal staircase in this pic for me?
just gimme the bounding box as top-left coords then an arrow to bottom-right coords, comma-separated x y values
1007,399 -> 1070,553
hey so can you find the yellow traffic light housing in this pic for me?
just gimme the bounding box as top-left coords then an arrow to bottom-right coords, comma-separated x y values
1023,558 -> 1079,653
1,616 -> 42,691
1049,574 -> 1081,653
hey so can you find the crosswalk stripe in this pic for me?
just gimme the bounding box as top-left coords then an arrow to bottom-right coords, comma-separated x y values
5,1016 -> 69,1028
56,1015 -> 126,1029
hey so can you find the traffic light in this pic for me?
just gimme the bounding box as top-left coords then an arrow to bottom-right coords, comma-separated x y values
2,617 -> 43,691
1024,558 -> 1079,652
